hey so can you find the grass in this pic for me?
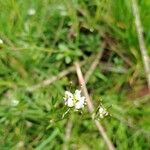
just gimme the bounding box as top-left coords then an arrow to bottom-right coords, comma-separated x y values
0,0 -> 150,149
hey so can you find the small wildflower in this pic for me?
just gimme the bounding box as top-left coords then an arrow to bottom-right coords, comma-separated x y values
28,8 -> 36,16
0,39 -> 3,44
64,91 -> 74,107
98,106 -> 108,119
74,90 -> 86,110
11,99 -> 19,106
63,89 -> 86,110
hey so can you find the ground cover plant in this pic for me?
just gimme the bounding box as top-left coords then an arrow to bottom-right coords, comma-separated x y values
0,0 -> 150,149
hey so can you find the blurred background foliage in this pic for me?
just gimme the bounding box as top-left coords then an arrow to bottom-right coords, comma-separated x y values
0,0 -> 150,149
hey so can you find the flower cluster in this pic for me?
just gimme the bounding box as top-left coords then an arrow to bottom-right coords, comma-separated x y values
98,105 -> 109,119
63,90 -> 86,110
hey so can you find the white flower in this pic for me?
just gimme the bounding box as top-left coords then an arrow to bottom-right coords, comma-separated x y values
63,91 -> 74,107
99,106 -> 108,119
0,39 -> 3,44
74,98 -> 85,109
66,98 -> 74,107
12,99 -> 19,106
74,90 -> 86,110
63,89 -> 86,110
28,8 -> 36,16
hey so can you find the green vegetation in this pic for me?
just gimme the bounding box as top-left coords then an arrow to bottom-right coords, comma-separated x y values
0,0 -> 150,149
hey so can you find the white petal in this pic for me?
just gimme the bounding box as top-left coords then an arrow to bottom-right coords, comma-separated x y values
80,97 -> 85,104
65,91 -> 73,98
75,101 -> 84,109
67,98 -> 74,107
74,90 -> 81,99
75,90 -> 81,95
